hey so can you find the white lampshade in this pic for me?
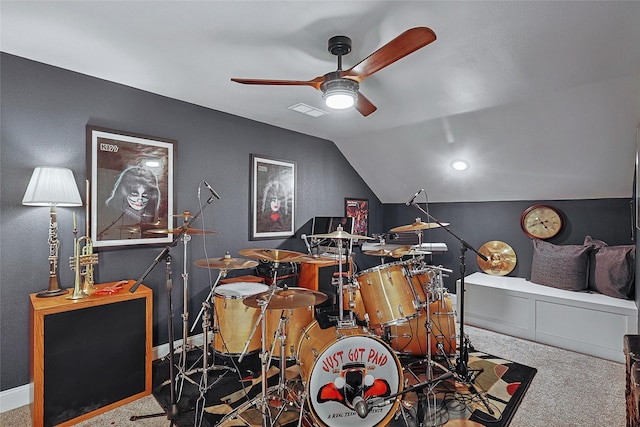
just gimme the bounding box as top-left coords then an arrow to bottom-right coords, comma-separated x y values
22,167 -> 83,207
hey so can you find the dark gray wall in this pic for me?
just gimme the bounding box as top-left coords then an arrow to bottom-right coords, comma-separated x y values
384,199 -> 634,291
0,53 -> 382,391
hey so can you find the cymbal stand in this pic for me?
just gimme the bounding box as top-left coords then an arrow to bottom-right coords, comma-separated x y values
407,200 -> 493,416
334,230 -> 356,328
129,192 -> 217,424
175,215 -> 195,400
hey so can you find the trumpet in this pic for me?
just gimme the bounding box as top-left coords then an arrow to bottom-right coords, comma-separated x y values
67,234 -> 99,300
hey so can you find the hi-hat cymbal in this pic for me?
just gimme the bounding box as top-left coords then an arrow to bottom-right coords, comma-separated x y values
238,248 -> 307,263
390,220 -> 449,233
171,211 -> 194,219
243,287 -> 328,309
194,253 -> 258,270
477,240 -> 517,276
145,226 -> 217,235
390,246 -> 431,258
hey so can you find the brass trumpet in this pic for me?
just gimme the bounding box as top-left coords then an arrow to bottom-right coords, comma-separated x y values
67,234 -> 99,300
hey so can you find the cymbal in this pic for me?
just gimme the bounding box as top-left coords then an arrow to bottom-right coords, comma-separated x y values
194,253 -> 258,270
309,229 -> 374,240
144,226 -> 217,235
171,211 -> 193,219
238,248 -> 308,263
390,220 -> 449,233
390,246 -> 431,258
243,287 -> 328,309
477,240 -> 517,276
364,249 -> 394,257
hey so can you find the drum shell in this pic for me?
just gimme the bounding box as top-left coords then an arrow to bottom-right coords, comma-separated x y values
353,262 -> 419,326
387,295 -> 457,357
212,283 -> 269,355
266,300 -> 314,360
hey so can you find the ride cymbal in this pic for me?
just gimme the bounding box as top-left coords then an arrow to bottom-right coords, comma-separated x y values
238,248 -> 308,263
390,220 -> 449,233
243,287 -> 328,309
477,240 -> 517,276
194,253 -> 258,270
145,226 -> 217,235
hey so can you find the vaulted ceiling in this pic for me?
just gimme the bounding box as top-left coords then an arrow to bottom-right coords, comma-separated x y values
2,1 -> 639,203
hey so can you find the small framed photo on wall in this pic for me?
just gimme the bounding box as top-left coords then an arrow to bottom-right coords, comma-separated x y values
345,198 -> 369,237
87,126 -> 176,248
250,154 -> 296,240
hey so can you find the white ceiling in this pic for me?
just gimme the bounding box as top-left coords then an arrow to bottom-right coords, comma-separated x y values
2,1 -> 639,203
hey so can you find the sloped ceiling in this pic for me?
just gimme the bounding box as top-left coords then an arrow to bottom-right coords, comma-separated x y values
1,1 -> 639,203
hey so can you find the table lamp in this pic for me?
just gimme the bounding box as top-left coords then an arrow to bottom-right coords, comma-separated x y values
22,166 -> 83,297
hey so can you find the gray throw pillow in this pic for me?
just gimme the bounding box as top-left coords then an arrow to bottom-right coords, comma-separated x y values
530,239 -> 591,291
583,236 -> 635,299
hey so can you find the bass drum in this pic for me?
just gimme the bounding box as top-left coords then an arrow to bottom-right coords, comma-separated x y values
297,321 -> 403,427
386,294 -> 457,357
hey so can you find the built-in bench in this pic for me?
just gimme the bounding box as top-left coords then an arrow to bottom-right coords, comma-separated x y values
456,272 -> 638,363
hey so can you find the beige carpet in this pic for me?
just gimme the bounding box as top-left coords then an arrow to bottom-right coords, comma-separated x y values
0,325 -> 625,426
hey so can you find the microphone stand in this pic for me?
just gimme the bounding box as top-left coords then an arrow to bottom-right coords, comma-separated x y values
407,202 -> 488,383
130,193 -> 217,424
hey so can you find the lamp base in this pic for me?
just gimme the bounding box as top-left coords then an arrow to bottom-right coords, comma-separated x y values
36,288 -> 69,298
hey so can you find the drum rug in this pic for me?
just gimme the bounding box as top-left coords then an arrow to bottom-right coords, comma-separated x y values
151,347 -> 536,427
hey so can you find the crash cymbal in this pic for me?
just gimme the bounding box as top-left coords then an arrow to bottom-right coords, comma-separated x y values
243,287 -> 328,309
477,240 -> 517,276
309,225 -> 374,241
238,248 -> 308,263
194,252 -> 258,270
364,249 -> 395,257
390,219 -> 449,233
144,226 -> 217,235
390,246 -> 431,258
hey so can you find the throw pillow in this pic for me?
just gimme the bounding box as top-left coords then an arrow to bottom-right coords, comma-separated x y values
530,239 -> 591,291
584,235 -> 635,299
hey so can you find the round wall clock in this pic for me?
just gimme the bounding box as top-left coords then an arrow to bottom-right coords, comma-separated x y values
520,204 -> 563,239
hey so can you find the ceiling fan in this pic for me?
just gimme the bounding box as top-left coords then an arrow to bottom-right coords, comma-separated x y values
231,27 -> 436,116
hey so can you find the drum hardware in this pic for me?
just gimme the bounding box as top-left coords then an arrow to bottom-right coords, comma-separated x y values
405,189 -> 491,415
309,225 -> 372,329
129,187 -> 219,425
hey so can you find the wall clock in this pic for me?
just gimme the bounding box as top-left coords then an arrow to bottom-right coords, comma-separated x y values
520,204 -> 563,239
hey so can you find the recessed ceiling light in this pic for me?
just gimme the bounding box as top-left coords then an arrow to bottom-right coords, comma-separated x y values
451,160 -> 469,171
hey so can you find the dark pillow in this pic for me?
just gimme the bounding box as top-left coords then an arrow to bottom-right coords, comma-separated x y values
589,245 -> 635,299
530,239 -> 591,291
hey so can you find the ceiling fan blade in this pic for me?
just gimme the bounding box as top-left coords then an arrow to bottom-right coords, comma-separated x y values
343,27 -> 436,82
355,91 -> 377,117
231,77 -> 324,90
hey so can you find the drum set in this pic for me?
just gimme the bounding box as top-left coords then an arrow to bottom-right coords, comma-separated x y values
174,222 -> 465,427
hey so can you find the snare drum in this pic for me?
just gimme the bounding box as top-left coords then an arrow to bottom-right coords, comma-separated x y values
266,292 -> 314,360
353,262 -> 419,326
386,294 -> 457,357
297,321 -> 403,427
212,282 -> 269,355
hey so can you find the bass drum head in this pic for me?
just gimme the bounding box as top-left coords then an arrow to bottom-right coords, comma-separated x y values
299,321 -> 402,427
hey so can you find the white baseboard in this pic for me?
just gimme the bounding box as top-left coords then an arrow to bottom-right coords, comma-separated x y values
0,333 -> 205,413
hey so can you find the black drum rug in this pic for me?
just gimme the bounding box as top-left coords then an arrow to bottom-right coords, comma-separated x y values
148,348 -> 536,427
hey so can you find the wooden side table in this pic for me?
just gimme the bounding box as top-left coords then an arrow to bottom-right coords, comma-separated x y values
30,280 -> 152,427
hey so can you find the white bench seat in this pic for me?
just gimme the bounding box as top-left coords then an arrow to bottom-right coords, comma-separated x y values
456,272 -> 638,363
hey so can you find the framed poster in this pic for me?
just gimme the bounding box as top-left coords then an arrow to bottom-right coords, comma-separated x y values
87,126 -> 175,248
250,154 -> 295,240
345,198 -> 369,236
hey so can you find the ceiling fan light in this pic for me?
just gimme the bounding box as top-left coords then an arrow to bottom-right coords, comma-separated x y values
322,79 -> 358,110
